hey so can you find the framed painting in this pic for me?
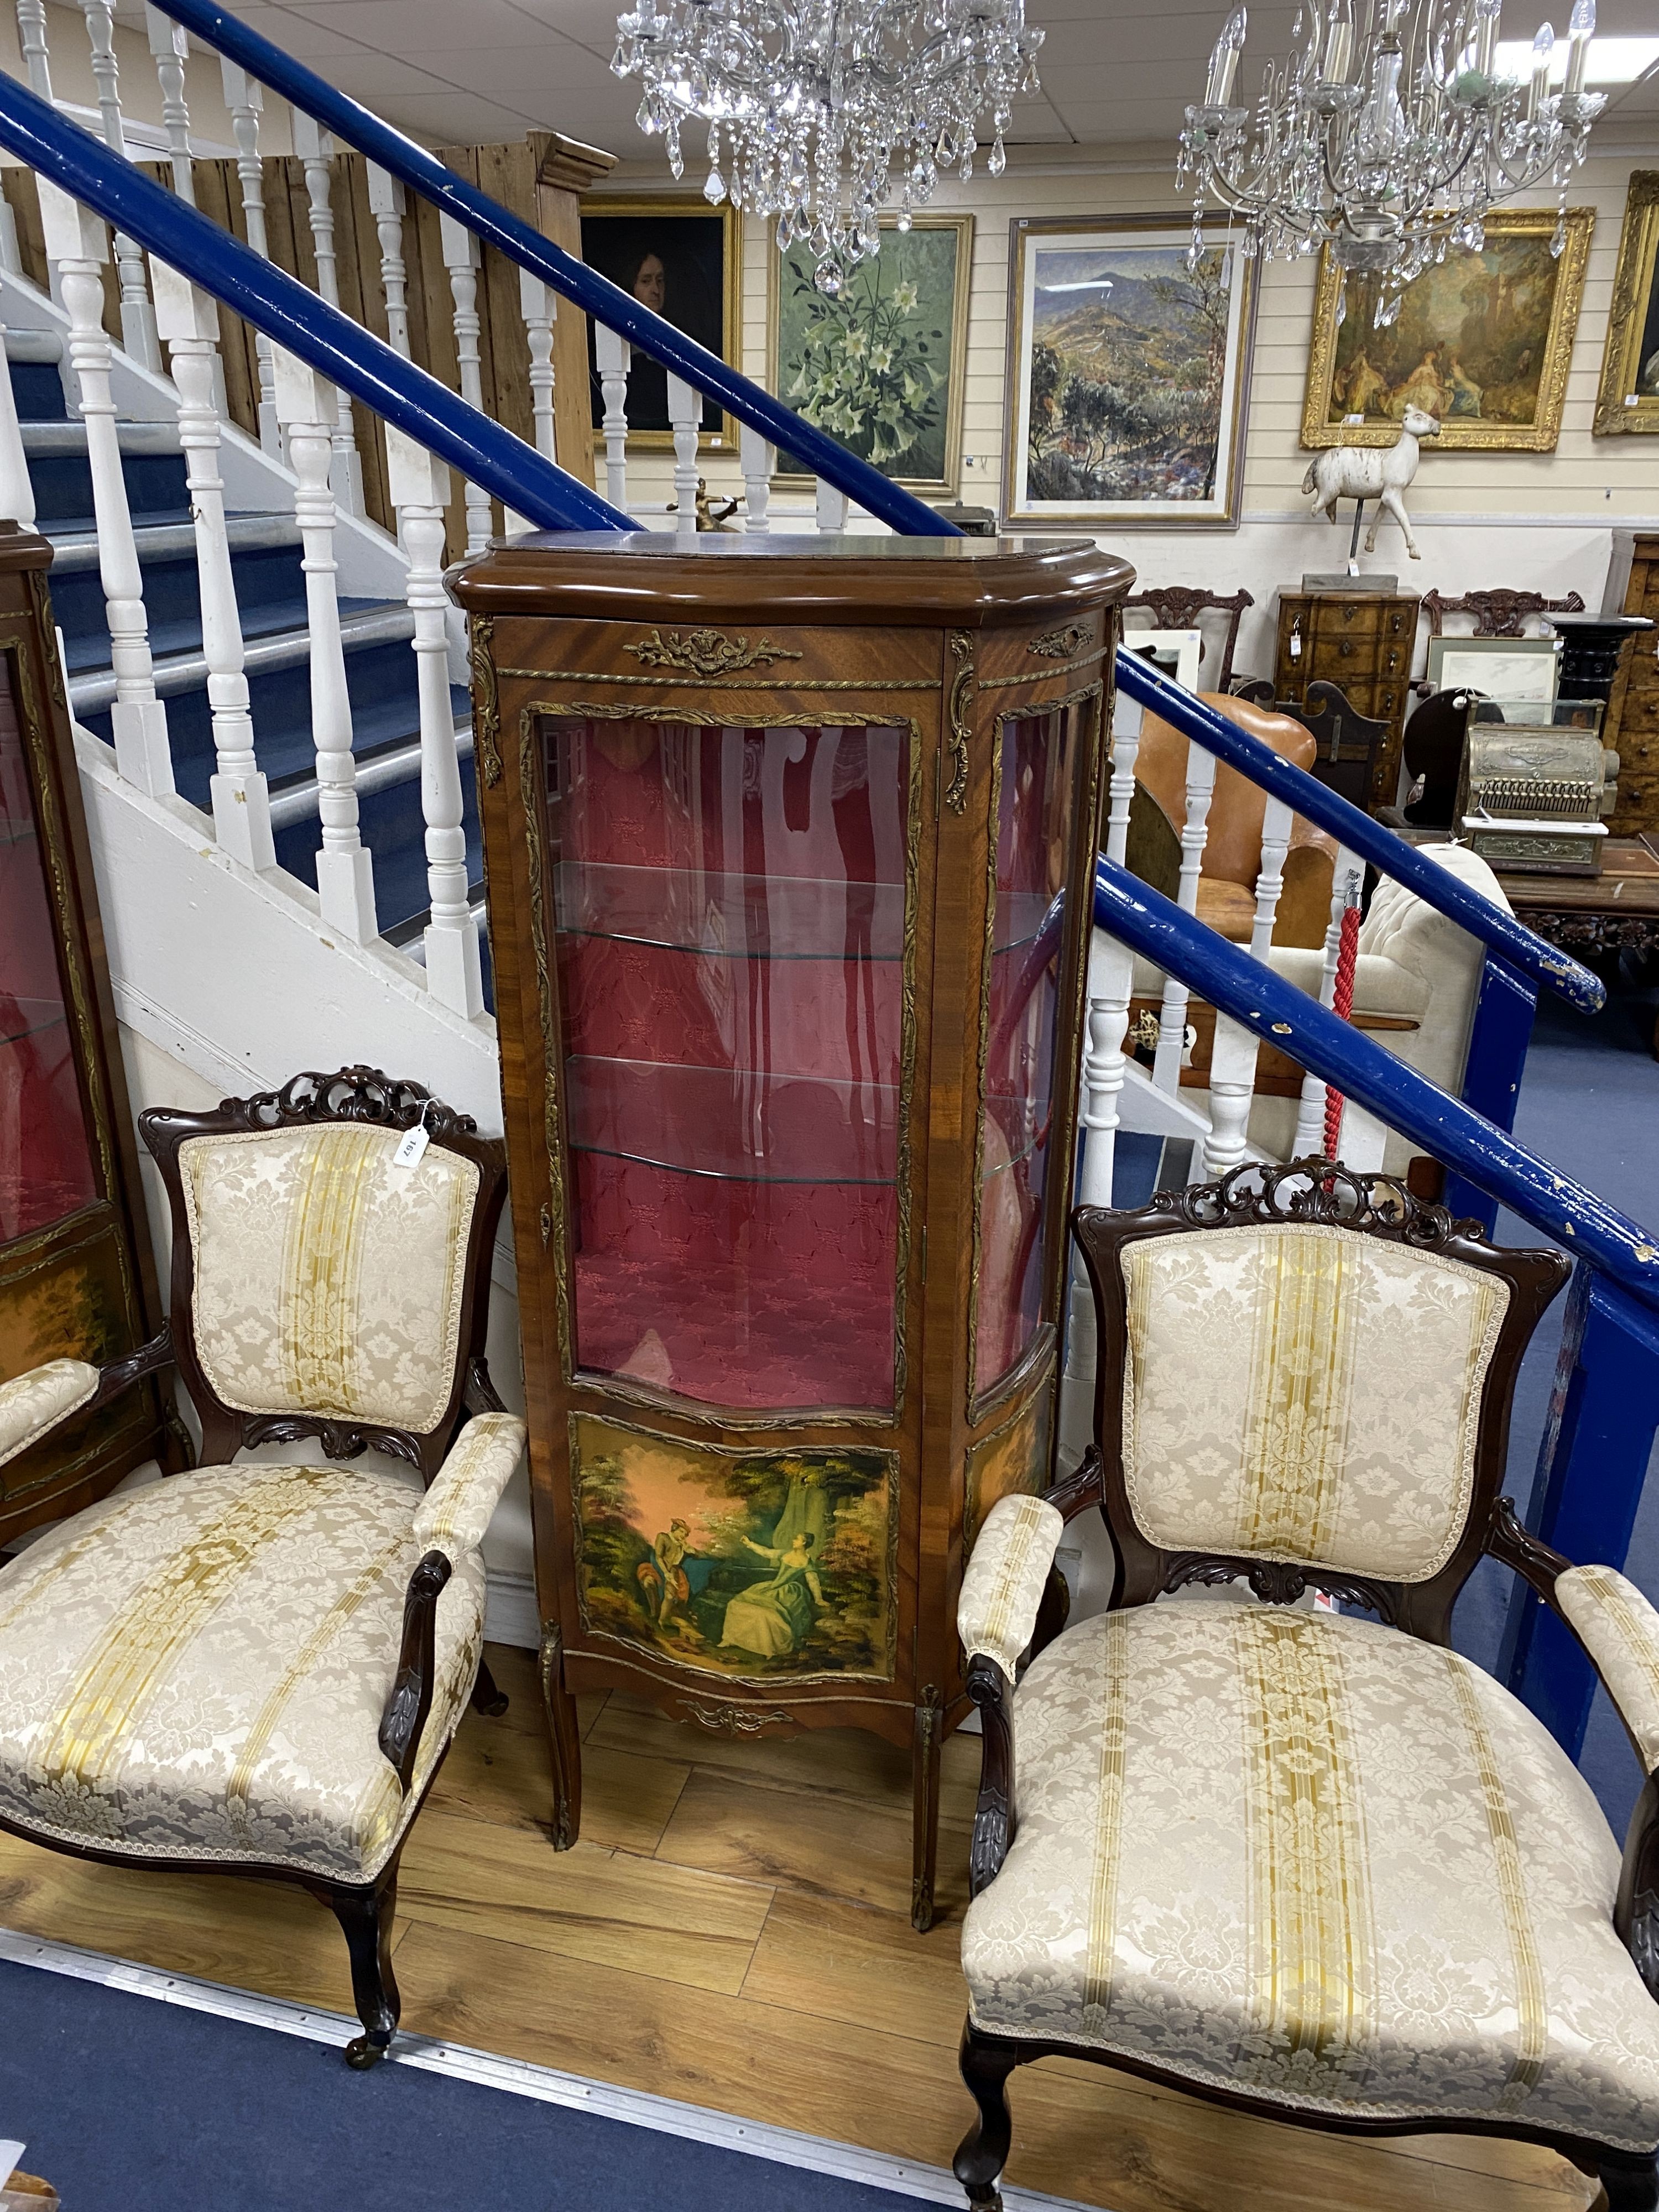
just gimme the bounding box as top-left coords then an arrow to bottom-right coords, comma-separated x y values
768,215 -> 973,493
1004,213 -> 1258,530
570,1411 -> 899,1684
1302,207 -> 1593,454
1594,172 -> 1659,436
580,196 -> 741,448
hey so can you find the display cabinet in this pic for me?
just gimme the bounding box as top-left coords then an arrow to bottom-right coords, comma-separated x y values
456,534 -> 1129,1925
0,521 -> 172,1540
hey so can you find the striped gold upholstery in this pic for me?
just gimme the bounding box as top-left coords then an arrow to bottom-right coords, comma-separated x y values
0,1458 -> 484,1881
179,1123 -> 480,1434
1121,1223 -> 1509,1580
962,1601 -> 1659,2147
958,1494 -> 1065,1682
1557,1566 -> 1659,1774
0,1359 -> 100,1470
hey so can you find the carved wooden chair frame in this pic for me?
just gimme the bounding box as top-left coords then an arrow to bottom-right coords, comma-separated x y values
955,1162 -> 1659,2212
1123,586 -> 1254,692
1422,587 -> 1587,640
0,1067 -> 512,2067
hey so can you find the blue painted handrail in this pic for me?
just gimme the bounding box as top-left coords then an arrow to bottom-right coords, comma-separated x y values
148,0 -> 959,545
0,75 -> 632,535
1115,651 -> 1605,1016
1092,856 -> 1659,1314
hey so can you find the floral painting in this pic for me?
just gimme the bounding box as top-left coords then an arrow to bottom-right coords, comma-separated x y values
1005,215 -> 1256,528
964,1382 -> 1054,1551
772,217 -> 972,491
1303,208 -> 1592,454
571,1413 -> 897,1682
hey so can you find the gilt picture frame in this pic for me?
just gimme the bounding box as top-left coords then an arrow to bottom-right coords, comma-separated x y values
580,195 -> 742,450
1003,212 -> 1258,530
1301,206 -> 1593,454
1594,171 -> 1659,436
768,215 -> 974,494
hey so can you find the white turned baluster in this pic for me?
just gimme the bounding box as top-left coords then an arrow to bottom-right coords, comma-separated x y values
221,62 -> 280,456
290,112 -> 364,515
385,425 -> 483,1018
144,6 -> 194,202
740,421 -> 773,532
79,1 -> 161,371
152,259 -> 275,872
15,0 -> 53,97
1292,849 -> 1363,1157
40,184 -> 171,796
438,215 -> 493,561
1250,797 -> 1293,963
816,478 -> 848,532
596,322 -> 631,516
366,165 -> 411,359
1151,737 -> 1217,1092
0,324 -> 35,528
521,269 -> 557,460
666,371 -> 699,539
273,347 -> 376,942
1202,793 -> 1297,1178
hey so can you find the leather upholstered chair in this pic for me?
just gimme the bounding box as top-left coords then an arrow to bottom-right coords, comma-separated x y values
0,1067 -> 519,2068
952,1162 -> 1659,2212
1132,691 -> 1335,950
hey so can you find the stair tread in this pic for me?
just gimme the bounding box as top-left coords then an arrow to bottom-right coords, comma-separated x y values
22,419 -> 182,455
66,601 -> 414,705
46,514 -> 300,571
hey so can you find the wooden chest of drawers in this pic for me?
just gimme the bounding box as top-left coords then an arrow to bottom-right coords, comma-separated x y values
1274,591 -> 1420,810
1607,535 -> 1659,836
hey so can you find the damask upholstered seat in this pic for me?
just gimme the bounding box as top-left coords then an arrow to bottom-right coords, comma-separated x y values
950,1165 -> 1659,2212
0,1069 -> 518,2068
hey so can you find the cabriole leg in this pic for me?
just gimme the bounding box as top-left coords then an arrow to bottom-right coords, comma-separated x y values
1598,2151 -> 1659,2211
327,1871 -> 400,2069
539,1618 -> 582,1850
471,1655 -> 509,1717
953,2022 -> 1020,2212
911,1687 -> 943,1932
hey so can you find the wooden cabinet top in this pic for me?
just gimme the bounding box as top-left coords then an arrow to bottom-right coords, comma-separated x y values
450,531 -> 1134,630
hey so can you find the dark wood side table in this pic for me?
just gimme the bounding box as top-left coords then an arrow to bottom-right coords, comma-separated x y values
1490,835 -> 1659,1058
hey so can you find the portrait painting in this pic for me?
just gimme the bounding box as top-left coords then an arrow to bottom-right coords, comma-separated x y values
770,216 -> 973,492
1303,208 -> 1593,454
1594,172 -> 1659,436
1004,213 -> 1257,529
570,1413 -> 897,1683
964,1381 -> 1055,1552
580,197 -> 740,445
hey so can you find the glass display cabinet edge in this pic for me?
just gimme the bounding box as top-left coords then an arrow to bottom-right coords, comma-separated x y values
0,539 -> 171,1531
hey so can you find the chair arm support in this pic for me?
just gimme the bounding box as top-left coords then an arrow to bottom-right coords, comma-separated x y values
0,1331 -> 172,1472
378,1549 -> 451,1793
413,1410 -> 526,1564
967,1652 -> 1016,1898
958,1492 -> 1067,1685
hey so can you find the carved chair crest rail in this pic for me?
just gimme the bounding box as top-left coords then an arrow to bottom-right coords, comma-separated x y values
952,1159 -> 1659,2212
0,1066 -> 518,2069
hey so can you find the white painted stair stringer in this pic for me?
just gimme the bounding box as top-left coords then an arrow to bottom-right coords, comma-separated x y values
75,737 -> 541,1649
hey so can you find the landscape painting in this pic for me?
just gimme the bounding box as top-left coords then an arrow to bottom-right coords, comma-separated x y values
1005,215 -> 1256,528
772,216 -> 973,491
964,1382 -> 1054,1551
570,1413 -> 897,1682
1304,208 -> 1592,453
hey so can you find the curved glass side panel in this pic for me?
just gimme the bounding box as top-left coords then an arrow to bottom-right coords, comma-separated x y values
540,714 -> 911,1413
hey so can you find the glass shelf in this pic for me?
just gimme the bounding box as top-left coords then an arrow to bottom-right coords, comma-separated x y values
566,1055 -> 900,1186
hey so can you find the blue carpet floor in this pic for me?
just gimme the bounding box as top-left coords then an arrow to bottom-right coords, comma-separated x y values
0,1958 -> 935,2212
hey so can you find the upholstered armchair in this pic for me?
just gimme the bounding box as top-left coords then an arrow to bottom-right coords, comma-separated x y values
953,1163 -> 1659,2212
0,1068 -> 520,2068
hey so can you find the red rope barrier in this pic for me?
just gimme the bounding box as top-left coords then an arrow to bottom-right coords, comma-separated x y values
1322,895 -> 1363,1159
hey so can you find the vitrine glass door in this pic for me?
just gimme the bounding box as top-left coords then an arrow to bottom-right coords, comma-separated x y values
0,659 -> 97,1245
539,714 -> 912,1414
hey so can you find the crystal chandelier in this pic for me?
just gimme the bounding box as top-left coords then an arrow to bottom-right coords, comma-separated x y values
612,0 -> 1045,294
1178,0 -> 1605,319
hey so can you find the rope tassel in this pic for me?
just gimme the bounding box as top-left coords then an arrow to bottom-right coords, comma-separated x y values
1322,878 -> 1364,1160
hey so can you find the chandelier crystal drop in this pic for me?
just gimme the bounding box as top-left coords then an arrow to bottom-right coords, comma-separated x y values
1177,0 -> 1605,318
612,0 -> 1044,293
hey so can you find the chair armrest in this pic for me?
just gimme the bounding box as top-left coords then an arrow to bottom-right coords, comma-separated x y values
378,1550 -> 451,1793
1554,1565 -> 1659,1776
412,1411 -> 526,1565
0,1328 -> 171,1474
959,1492 -> 1066,1685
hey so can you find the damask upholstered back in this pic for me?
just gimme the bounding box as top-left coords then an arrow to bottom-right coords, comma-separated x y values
1074,1167 -> 1569,1627
142,1069 -> 507,1469
1119,1222 -> 1508,1580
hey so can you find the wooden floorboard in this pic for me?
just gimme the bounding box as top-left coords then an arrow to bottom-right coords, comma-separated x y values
0,1646 -> 1598,2211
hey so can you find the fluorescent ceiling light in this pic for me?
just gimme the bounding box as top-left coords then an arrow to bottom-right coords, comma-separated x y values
1493,34 -> 1659,83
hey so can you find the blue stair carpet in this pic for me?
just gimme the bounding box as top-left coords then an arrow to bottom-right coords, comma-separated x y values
0,1956 -> 938,2212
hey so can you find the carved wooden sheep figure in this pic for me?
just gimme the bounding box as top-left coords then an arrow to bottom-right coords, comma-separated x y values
1302,404 -> 1441,560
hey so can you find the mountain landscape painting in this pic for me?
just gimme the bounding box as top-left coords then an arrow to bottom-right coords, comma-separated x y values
1006,220 -> 1255,526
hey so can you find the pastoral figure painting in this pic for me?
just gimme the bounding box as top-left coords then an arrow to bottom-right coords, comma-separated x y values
1004,213 -> 1257,528
1303,208 -> 1593,453
1595,172 -> 1659,436
571,1413 -> 898,1682
771,217 -> 973,492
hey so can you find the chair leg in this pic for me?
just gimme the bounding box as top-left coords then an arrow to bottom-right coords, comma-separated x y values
1598,2152 -> 1659,2211
952,2021 -> 1020,2212
471,1655 -> 509,1718
327,1870 -> 401,2069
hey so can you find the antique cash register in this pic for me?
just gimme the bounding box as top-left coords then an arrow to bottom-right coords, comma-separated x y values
1455,699 -> 1620,876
